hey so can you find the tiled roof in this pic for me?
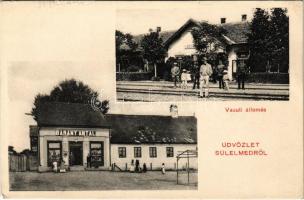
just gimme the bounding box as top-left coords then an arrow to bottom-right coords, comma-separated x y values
133,30 -> 176,46
131,19 -> 250,48
107,114 -> 197,144
33,102 -> 197,144
220,22 -> 250,44
35,102 -> 110,128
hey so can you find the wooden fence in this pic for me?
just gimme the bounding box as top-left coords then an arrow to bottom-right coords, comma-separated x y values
9,154 -> 38,172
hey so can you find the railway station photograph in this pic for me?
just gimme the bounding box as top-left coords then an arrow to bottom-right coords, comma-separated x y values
116,7 -> 289,101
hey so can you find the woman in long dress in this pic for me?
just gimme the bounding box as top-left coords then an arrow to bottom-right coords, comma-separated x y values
161,163 -> 166,174
129,160 -> 135,172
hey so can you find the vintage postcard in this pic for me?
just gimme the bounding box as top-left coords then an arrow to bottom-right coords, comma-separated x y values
0,1 -> 303,199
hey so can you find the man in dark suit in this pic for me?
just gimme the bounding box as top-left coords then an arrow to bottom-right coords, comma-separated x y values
237,60 -> 248,90
192,61 -> 200,89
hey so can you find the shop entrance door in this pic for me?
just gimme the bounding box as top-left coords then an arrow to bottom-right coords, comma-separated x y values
69,142 -> 83,166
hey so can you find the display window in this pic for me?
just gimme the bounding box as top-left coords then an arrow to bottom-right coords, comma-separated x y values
90,142 -> 104,167
47,141 -> 62,167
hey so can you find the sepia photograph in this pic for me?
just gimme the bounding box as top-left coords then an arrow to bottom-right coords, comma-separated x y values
1,2 -> 303,198
7,63 -> 197,191
116,8 -> 289,101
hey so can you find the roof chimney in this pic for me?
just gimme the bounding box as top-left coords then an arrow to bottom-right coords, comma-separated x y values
170,104 -> 178,118
242,14 -> 247,22
220,18 -> 226,24
156,27 -> 161,33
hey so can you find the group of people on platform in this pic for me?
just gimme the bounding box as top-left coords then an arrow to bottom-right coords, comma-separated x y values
171,58 -> 248,98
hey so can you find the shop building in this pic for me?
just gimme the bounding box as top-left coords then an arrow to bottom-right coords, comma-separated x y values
31,102 -> 197,172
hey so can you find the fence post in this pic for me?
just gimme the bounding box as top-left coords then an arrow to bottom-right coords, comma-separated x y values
187,150 -> 190,185
26,155 -> 30,171
176,157 -> 179,184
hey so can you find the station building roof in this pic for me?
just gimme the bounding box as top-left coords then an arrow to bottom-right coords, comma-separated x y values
132,18 -> 250,48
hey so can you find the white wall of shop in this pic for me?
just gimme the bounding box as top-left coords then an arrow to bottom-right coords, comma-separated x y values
38,127 -> 110,171
111,144 -> 197,170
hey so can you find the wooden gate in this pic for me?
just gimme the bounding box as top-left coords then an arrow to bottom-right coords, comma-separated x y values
9,154 -> 38,171
28,155 -> 38,171
9,155 -> 27,172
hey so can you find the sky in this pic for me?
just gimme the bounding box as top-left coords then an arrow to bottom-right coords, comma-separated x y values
116,3 -> 290,35
116,7 -> 257,35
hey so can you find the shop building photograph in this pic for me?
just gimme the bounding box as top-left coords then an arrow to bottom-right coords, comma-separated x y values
29,102 -> 197,172
116,8 -> 289,101
9,77 -> 198,190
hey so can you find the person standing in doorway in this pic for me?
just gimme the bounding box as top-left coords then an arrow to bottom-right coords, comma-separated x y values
69,151 -> 74,166
199,57 -> 213,98
171,62 -> 180,88
237,60 -> 247,90
192,61 -> 200,89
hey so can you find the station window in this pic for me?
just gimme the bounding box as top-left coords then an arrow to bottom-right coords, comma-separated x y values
134,147 -> 141,158
118,147 -> 126,158
166,147 -> 174,157
149,147 -> 157,158
47,141 -> 62,167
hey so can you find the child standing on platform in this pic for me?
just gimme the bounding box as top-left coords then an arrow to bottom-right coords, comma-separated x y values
181,69 -> 188,89
223,67 -> 230,91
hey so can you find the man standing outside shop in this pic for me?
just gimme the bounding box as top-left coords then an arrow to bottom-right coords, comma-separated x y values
192,61 -> 200,89
237,60 -> 248,90
199,57 -> 213,98
171,62 -> 180,88
86,153 -> 91,168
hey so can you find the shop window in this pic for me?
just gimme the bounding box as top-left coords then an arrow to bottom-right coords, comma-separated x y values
166,147 -> 174,157
118,147 -> 126,158
90,142 -> 104,167
149,147 -> 157,158
134,147 -> 141,158
47,141 -> 62,167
